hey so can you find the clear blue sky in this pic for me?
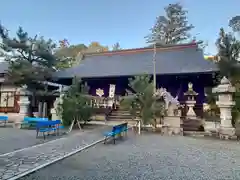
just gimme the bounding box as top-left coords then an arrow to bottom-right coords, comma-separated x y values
0,0 -> 239,54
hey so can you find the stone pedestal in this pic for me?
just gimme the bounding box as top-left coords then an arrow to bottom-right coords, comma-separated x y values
213,77 -> 236,139
204,121 -> 220,133
15,88 -> 30,128
18,96 -> 30,114
163,116 -> 183,135
51,108 -> 59,120
186,100 -> 197,118
107,99 -> 114,108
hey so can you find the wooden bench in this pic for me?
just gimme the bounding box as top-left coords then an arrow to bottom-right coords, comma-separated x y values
21,117 -> 48,129
36,120 -> 61,139
0,116 -> 8,127
103,122 -> 128,144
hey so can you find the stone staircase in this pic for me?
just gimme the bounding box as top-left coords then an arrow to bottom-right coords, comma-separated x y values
182,118 -> 203,132
108,109 -> 133,121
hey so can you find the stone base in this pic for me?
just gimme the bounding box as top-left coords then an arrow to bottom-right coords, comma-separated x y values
204,121 -> 220,133
164,116 -> 181,127
186,115 -> 197,119
218,127 -> 235,140
162,125 -> 183,135
163,116 -> 182,135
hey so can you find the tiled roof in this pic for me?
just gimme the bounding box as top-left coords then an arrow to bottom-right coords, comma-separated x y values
0,61 -> 8,74
53,43 -> 219,78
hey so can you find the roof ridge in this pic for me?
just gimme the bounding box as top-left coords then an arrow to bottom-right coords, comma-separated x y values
84,43 -> 198,57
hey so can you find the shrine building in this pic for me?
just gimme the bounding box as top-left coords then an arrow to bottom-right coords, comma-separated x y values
53,43 -> 219,106
0,43 -> 219,118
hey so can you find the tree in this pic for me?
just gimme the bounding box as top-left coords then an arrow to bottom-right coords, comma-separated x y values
0,24 -> 60,116
0,24 -> 58,86
55,42 -> 87,58
54,41 -> 109,69
55,43 -> 87,69
146,3 -> 194,45
112,42 -> 121,51
215,27 -> 240,124
87,42 -> 108,53
215,28 -> 240,81
121,75 -> 164,132
229,16 -> 240,33
58,77 -> 93,132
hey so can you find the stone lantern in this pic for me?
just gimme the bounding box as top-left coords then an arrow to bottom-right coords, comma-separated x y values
14,85 -> 31,128
51,86 -> 69,122
184,82 -> 198,118
212,76 -> 236,139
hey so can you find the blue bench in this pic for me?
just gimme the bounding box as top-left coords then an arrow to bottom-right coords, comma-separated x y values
104,122 -> 128,144
36,120 -> 61,139
21,117 -> 48,129
0,116 -> 8,127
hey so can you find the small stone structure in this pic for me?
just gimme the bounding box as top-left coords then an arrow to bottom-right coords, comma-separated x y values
14,86 -> 31,128
212,77 -> 236,139
156,88 -> 182,135
184,82 -> 198,118
51,93 -> 64,121
204,121 -> 220,133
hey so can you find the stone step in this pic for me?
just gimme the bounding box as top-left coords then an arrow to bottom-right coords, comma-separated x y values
182,119 -> 203,131
111,111 -> 131,115
183,131 -> 211,137
108,115 -> 132,119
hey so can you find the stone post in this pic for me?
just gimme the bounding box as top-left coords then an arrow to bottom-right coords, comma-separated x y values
38,102 -> 43,117
15,86 -> 30,128
184,82 -> 198,119
212,77 -> 236,139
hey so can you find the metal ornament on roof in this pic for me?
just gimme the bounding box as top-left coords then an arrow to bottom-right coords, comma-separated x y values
184,82 -> 198,96
96,88 -> 104,97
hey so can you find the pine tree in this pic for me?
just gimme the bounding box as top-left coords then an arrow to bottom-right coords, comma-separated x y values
146,3 -> 194,45
112,42 -> 121,51
215,28 -> 240,81
121,75 -> 164,131
0,24 -> 61,116
0,24 -> 59,92
59,77 -> 93,131
229,16 -> 240,33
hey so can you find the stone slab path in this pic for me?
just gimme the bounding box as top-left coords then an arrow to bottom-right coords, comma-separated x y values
0,127 -> 108,180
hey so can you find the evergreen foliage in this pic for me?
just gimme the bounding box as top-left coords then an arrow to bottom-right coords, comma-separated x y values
229,16 -> 240,33
55,43 -> 87,69
146,3 -> 194,45
215,25 -> 240,124
112,42 -> 121,51
59,77 -> 93,126
0,24 -> 59,93
121,75 -> 164,128
54,41 -> 108,69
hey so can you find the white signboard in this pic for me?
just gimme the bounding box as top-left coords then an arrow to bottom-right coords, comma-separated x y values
109,84 -> 116,98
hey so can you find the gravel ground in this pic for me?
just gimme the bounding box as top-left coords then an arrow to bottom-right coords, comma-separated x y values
0,124 -> 102,155
21,133 -> 240,180
0,127 -> 51,154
